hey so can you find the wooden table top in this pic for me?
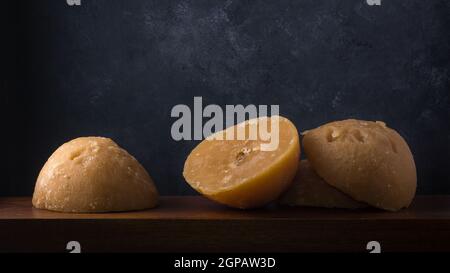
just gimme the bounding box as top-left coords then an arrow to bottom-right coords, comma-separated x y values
0,196 -> 450,220
1,195 -> 449,219
1,196 -> 449,252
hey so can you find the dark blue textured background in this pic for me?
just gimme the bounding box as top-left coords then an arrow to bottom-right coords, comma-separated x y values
2,0 -> 449,196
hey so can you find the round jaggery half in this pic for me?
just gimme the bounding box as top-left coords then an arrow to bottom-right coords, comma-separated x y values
302,119 -> 416,211
183,116 -> 300,209
32,137 -> 159,213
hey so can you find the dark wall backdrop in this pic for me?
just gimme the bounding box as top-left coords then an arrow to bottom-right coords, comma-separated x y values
2,0 -> 449,196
